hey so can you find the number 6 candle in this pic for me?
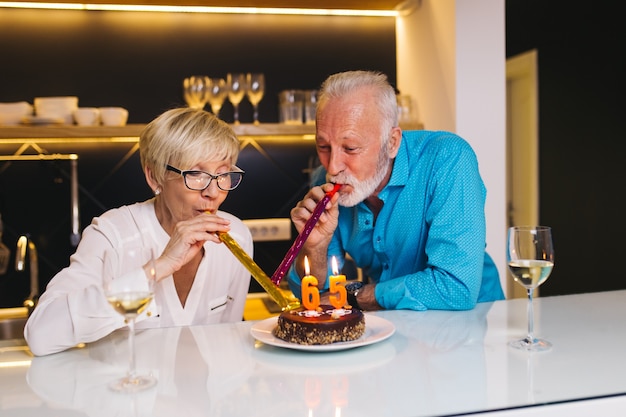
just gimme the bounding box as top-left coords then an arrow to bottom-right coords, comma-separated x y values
301,256 -> 320,310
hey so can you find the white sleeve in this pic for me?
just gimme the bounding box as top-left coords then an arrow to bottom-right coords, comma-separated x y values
24,212 -> 128,356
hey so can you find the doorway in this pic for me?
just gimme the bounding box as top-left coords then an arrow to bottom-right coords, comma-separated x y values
506,49 -> 539,299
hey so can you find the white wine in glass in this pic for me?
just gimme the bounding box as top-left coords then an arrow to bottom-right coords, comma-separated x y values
507,226 -> 555,351
103,247 -> 157,392
246,73 -> 265,125
227,73 -> 247,124
206,77 -> 228,118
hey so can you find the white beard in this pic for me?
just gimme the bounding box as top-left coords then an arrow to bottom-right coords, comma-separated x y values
329,147 -> 391,208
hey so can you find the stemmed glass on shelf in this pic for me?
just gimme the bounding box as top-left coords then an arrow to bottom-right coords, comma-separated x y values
183,76 -> 209,110
103,247 -> 157,392
246,73 -> 265,125
206,77 -> 228,119
227,73 -> 247,124
507,225 -> 555,351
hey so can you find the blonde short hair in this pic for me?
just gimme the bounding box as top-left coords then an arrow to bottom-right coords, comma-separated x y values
139,107 -> 240,185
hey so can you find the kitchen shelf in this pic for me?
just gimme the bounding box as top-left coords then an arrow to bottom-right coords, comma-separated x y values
0,121 -> 424,144
0,123 -> 316,143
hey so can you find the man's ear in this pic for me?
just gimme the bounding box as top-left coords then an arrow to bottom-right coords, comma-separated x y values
387,127 -> 402,158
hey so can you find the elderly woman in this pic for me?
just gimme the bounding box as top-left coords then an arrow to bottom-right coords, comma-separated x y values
25,107 -> 252,356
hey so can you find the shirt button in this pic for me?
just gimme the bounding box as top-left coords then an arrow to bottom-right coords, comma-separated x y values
365,220 -> 371,226
384,264 -> 389,270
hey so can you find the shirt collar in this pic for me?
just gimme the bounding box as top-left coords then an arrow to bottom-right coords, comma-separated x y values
378,134 -> 408,201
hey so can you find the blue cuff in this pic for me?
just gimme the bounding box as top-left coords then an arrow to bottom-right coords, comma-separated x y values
376,278 -> 426,311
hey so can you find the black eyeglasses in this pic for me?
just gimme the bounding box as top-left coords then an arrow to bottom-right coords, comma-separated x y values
166,165 -> 245,191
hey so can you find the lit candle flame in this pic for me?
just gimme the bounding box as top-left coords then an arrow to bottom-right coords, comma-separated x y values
331,256 -> 339,275
304,255 -> 311,276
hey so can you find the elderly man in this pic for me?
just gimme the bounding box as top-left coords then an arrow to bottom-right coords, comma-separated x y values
288,70 -> 504,311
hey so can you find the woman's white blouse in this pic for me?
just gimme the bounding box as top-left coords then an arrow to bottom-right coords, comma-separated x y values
24,199 -> 253,356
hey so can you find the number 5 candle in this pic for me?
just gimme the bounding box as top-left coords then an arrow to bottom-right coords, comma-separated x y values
329,256 -> 347,309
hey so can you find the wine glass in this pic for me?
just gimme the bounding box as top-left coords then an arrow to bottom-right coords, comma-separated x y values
103,247 -> 157,392
206,77 -> 228,118
227,73 -> 247,124
507,226 -> 555,351
246,73 -> 265,125
183,76 -> 209,110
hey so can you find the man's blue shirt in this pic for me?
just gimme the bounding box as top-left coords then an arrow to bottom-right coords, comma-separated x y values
288,130 -> 504,310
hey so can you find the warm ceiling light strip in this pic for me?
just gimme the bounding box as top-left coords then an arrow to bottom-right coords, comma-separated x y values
1,1 -> 83,8
0,2 -> 400,16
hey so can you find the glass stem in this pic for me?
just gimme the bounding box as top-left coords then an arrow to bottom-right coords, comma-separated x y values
127,317 -> 137,381
526,288 -> 535,344
253,104 -> 259,124
233,104 -> 240,123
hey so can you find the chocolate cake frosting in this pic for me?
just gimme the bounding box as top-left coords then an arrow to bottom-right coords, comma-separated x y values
274,304 -> 365,345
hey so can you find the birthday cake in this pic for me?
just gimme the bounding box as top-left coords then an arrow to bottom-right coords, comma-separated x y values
274,304 -> 365,345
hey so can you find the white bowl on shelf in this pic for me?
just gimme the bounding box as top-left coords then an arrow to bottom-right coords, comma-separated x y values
73,107 -> 100,126
0,101 -> 33,125
34,96 -> 78,125
99,107 -> 128,126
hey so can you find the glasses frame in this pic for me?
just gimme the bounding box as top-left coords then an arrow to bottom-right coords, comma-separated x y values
166,164 -> 245,191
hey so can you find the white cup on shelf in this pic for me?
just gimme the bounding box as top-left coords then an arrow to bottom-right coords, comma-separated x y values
73,107 -> 100,126
99,107 -> 128,126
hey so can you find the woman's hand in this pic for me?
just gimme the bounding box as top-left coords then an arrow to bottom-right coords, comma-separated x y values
155,212 -> 230,280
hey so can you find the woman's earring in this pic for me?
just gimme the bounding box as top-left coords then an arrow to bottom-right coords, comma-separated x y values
154,187 -> 161,196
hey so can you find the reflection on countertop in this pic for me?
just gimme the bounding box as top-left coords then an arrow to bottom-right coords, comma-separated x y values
6,302 -> 494,416
22,305 -> 491,417
0,290 -> 625,416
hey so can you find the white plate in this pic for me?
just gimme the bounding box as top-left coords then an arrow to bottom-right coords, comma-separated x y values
252,335 -> 397,375
250,314 -> 395,352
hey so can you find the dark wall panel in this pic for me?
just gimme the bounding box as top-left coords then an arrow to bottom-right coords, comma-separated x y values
0,9 -> 397,124
506,0 -> 625,295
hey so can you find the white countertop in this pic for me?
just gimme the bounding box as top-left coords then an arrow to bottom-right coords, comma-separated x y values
1,291 -> 626,416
